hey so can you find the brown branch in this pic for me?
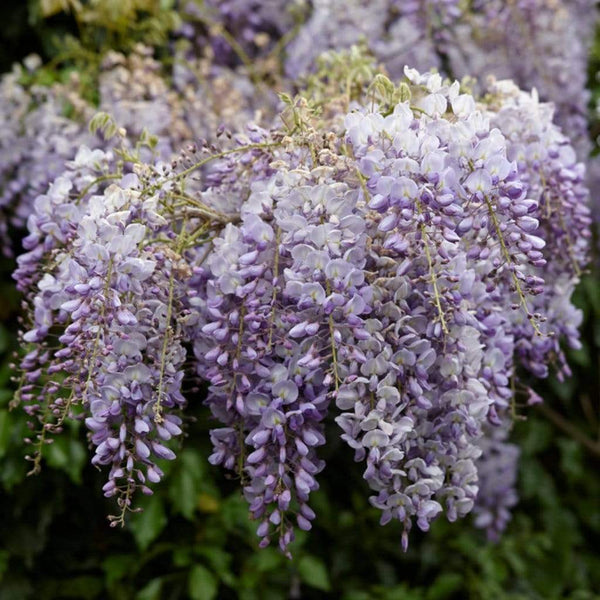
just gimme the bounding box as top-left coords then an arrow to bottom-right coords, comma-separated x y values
579,393 -> 598,433
536,402 -> 600,458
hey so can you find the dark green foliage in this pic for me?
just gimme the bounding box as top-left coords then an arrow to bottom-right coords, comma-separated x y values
1,350 -> 600,599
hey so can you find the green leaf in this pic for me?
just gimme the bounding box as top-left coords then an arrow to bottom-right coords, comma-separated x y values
278,92 -> 293,105
0,549 -> 10,579
517,418 -> 552,455
197,547 -> 236,587
89,111 -> 119,139
558,438 -> 585,481
48,576 -> 104,599
188,564 -> 218,600
0,325 -> 9,354
168,449 -> 204,520
40,0 -> 70,18
0,410 -> 10,458
172,547 -> 192,568
45,435 -> 87,484
425,573 -> 463,600
136,578 -> 162,600
102,554 -> 137,586
342,592 -> 371,600
221,494 -> 252,534
128,495 -> 167,551
252,547 -> 282,573
582,276 -> 600,315
382,584 -> 426,600
0,453 -> 28,489
169,467 -> 197,519
297,555 -> 331,592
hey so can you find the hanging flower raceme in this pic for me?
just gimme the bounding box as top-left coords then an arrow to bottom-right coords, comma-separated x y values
473,418 -> 520,542
186,68 -> 589,552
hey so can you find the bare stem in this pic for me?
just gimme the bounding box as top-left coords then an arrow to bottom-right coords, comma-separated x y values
77,174 -> 122,200
267,228 -> 281,351
170,193 -> 234,224
168,142 -> 280,183
484,195 -> 542,336
536,402 -> 600,458
420,223 -> 449,335
154,222 -> 188,424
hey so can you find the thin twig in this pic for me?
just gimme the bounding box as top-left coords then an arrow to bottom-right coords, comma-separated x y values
536,402 -> 600,458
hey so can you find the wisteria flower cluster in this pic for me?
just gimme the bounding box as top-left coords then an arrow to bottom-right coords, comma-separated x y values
13,145 -> 188,522
14,66 -> 589,555
0,39 -> 272,256
284,0 -> 594,153
0,58 -> 96,251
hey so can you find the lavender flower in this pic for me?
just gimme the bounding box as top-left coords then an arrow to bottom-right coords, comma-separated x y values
473,420 -> 520,541
14,146 -> 197,522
